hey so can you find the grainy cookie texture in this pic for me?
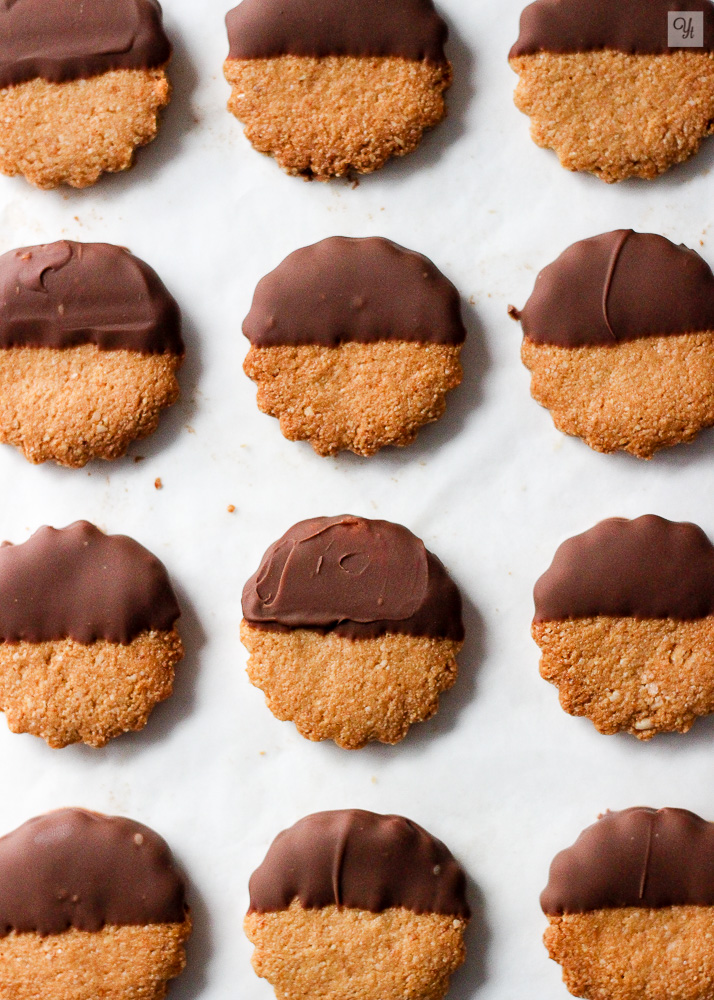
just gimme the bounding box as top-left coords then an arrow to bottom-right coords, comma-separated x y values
510,51 -> 714,182
241,622 -> 461,749
245,901 -> 466,1000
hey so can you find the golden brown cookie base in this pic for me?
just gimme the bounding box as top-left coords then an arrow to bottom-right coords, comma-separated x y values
510,50 -> 714,182
0,68 -> 170,190
245,901 -> 467,1000
0,918 -> 191,1000
244,341 -> 462,457
545,907 -> 714,1000
521,333 -> 714,458
0,629 -> 183,748
0,345 -> 181,467
534,616 -> 714,739
241,622 -> 461,749
224,55 -> 451,179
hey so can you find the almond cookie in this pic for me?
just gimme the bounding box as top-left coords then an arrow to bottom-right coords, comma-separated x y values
0,0 -> 171,189
542,806 -> 714,1000
509,0 -> 714,182
243,237 -> 466,456
510,230 -> 714,458
0,520 -> 183,748
242,515 -> 463,748
0,240 -> 183,467
0,808 -> 191,1000
224,0 -> 452,179
532,515 -> 714,739
246,809 -> 470,1000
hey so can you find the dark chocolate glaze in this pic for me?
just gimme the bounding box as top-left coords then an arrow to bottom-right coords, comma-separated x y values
510,0 -> 714,57
242,237 -> 466,349
514,231 -> 714,348
0,241 -> 183,355
226,0 -> 448,63
0,0 -> 171,89
0,808 -> 186,936
541,807 -> 714,914
0,521 -> 180,645
249,810 -> 470,918
534,516 -> 714,623
242,515 -> 464,641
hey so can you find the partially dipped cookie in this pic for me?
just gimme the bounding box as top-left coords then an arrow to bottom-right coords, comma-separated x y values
243,237 -> 466,456
241,515 -> 464,749
0,240 -> 183,467
224,0 -> 452,179
0,521 -> 182,748
533,516 -> 714,739
509,0 -> 714,182
0,809 -> 191,1000
246,810 -> 470,1000
542,807 -> 714,1000
0,0 -> 172,189
510,230 -> 714,458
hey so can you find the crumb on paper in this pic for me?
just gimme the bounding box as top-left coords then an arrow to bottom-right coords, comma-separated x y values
227,504 -> 236,513
185,425 -> 196,434
154,477 -> 163,490
134,455 -> 145,463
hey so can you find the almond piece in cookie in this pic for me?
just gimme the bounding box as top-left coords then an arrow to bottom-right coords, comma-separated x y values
0,808 -> 191,1000
533,515 -> 714,739
510,230 -> 714,458
509,0 -> 714,182
0,521 -> 183,748
223,0 -> 452,179
0,240 -> 184,468
243,237 -> 466,456
245,810 -> 470,1000
0,0 -> 172,190
542,807 -> 714,1000
241,514 -> 464,748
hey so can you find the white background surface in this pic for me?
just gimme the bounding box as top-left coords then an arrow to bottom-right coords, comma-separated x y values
1,1 -> 714,997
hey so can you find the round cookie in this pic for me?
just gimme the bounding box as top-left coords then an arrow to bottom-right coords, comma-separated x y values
509,0 -> 714,182
0,808 -> 191,1000
245,809 -> 470,1000
241,515 -> 464,748
0,240 -> 183,467
533,515 -> 714,739
243,237 -> 466,456
0,0 -> 171,190
542,807 -> 714,1000
509,230 -> 714,458
0,520 -> 183,748
224,0 -> 452,179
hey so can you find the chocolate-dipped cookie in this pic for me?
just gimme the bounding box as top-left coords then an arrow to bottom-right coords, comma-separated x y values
0,241 -> 183,467
0,521 -> 182,748
510,230 -> 714,458
243,237 -> 466,456
0,809 -> 191,1000
509,0 -> 714,182
542,807 -> 714,1000
245,810 -> 470,1000
533,515 -> 714,739
241,515 -> 464,749
223,0 -> 452,179
0,0 -> 171,189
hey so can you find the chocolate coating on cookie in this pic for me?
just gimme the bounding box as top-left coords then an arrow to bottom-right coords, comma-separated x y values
243,237 -> 466,349
510,0 -> 714,57
249,809 -> 470,917
0,0 -> 171,90
534,516 -> 714,622
0,521 -> 180,645
226,0 -> 448,63
242,515 -> 464,640
0,241 -> 183,355
541,807 -> 714,914
514,231 -> 714,347
0,808 -> 186,936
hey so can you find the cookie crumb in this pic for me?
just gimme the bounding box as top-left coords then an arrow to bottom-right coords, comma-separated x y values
154,478 -> 162,490
227,504 -> 236,513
